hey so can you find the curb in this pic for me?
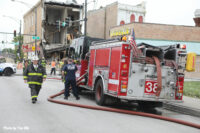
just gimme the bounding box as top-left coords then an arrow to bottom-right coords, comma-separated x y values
14,74 -> 23,76
163,102 -> 200,117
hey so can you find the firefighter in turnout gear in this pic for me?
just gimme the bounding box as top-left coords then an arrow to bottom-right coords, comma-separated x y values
23,58 -> 29,73
23,56 -> 47,103
39,57 -> 46,68
62,59 -> 80,100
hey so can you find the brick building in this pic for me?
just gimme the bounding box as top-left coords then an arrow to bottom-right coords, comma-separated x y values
23,0 -> 83,60
194,9 -> 200,27
87,1 -> 146,39
23,1 -> 43,59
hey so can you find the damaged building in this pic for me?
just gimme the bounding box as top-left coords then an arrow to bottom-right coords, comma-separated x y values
23,0 -> 83,60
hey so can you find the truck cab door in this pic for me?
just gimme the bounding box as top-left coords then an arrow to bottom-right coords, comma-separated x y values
108,47 -> 121,94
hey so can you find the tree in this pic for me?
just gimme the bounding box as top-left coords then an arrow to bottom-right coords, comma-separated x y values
13,35 -> 23,44
2,48 -> 15,54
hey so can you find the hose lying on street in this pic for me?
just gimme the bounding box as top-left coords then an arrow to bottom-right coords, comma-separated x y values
47,83 -> 200,129
47,71 -> 200,129
47,77 -> 62,80
47,91 -> 200,129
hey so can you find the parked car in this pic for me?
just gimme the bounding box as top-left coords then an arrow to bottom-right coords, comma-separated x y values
0,57 -> 16,76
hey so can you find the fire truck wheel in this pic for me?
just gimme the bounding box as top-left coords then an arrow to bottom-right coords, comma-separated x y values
95,79 -> 107,106
138,101 -> 163,109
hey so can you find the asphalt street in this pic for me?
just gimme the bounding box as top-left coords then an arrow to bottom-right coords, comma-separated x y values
0,75 -> 200,133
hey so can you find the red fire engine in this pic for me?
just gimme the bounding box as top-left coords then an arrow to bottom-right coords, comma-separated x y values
71,37 -> 195,108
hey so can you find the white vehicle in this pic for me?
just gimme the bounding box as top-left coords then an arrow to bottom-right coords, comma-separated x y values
0,57 -> 16,76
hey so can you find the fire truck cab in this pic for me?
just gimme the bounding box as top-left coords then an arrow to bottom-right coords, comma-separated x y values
74,38 -> 190,108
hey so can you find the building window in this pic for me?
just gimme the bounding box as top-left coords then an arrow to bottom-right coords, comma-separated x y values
139,16 -> 143,23
130,14 -> 135,23
120,20 -> 125,25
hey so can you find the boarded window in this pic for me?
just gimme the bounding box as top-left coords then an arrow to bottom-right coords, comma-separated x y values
130,14 -> 135,23
139,16 -> 143,23
120,20 -> 125,25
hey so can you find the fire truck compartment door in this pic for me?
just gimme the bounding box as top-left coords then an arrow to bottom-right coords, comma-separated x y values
108,47 -> 121,93
88,49 -> 95,87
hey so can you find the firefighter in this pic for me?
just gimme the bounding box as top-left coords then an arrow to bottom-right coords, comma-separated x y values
39,57 -> 46,68
60,58 -> 68,93
59,59 -> 64,68
61,58 -> 68,83
23,56 -> 47,104
23,58 -> 29,73
28,59 -> 32,65
50,60 -> 56,75
62,59 -> 80,100
59,59 -> 64,75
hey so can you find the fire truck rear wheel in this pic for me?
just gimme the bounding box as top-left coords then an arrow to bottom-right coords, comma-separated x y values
95,79 -> 107,106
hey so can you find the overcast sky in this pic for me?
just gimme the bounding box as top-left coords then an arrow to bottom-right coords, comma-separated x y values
0,0 -> 199,49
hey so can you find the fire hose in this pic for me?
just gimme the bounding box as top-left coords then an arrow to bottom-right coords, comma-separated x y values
47,74 -> 200,129
153,56 -> 162,97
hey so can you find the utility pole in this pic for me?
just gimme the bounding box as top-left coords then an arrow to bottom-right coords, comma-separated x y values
19,20 -> 22,61
2,15 -> 22,60
84,0 -> 87,36
35,7 -> 37,56
11,0 -> 37,56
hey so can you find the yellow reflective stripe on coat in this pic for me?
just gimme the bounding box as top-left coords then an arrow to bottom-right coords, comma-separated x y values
43,75 -> 47,78
28,73 -> 42,76
27,82 -> 42,85
32,96 -> 38,98
24,76 -> 28,79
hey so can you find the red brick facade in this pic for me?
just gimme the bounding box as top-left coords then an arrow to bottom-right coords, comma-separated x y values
110,22 -> 200,42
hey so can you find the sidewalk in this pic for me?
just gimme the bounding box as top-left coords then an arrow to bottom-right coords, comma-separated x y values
14,69 -> 200,117
163,96 -> 200,117
184,78 -> 200,81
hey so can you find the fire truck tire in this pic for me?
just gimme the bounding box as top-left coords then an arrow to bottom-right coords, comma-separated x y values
95,79 -> 107,106
138,101 -> 163,109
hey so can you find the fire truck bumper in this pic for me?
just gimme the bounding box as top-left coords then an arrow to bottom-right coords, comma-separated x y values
118,96 -> 183,103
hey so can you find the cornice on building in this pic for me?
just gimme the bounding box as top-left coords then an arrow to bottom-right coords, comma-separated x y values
110,22 -> 200,42
23,0 -> 42,18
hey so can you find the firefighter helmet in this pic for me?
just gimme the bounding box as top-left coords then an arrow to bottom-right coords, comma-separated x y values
32,56 -> 39,61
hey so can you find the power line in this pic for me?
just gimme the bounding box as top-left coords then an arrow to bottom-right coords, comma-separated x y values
0,32 -> 34,36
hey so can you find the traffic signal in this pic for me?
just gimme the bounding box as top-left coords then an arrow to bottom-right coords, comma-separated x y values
14,30 -> 16,37
56,20 -> 60,31
65,17 -> 71,27
61,21 -> 66,27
